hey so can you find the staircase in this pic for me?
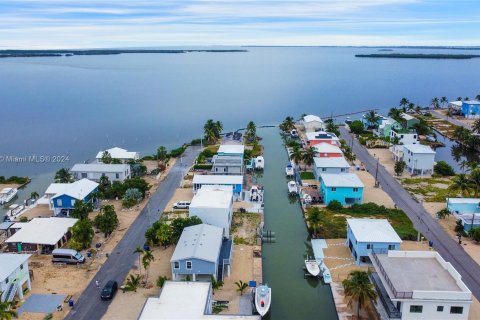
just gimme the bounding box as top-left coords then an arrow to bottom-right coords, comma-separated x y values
4,282 -> 17,302
217,263 -> 224,281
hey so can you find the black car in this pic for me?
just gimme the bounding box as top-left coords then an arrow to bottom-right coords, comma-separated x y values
100,280 -> 118,300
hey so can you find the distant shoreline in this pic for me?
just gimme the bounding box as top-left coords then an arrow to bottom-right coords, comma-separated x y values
355,53 -> 480,59
0,49 -> 248,58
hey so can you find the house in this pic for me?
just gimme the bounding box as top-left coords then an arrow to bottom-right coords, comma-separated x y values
346,218 -> 402,265
71,163 -> 131,182
217,144 -> 245,157
189,186 -> 233,238
302,114 -> 324,132
212,155 -> 243,175
447,198 -> 480,231
399,113 -> 420,129
460,100 -> 480,118
313,143 -> 343,158
192,175 -> 243,196
313,157 -> 350,179
390,128 -> 418,145
374,117 -> 402,138
306,131 -> 340,146
139,281 -> 260,320
50,178 -> 99,216
6,217 -> 78,254
320,173 -> 363,205
362,113 -> 384,129
96,147 -> 139,163
403,144 -> 435,175
0,254 -> 32,302
370,251 -> 472,320
448,101 -> 463,114
170,224 -> 232,281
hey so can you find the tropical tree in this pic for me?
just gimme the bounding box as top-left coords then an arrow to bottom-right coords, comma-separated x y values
431,97 -> 440,109
156,223 -> 173,248
235,280 -> 249,295
125,274 -> 141,292
399,98 -> 409,109
364,111 -> 380,129
101,151 -> 113,164
245,121 -> 257,143
440,96 -> 448,107
142,250 -> 155,282
279,116 -> 296,133
388,108 -> 401,119
349,120 -> 364,135
307,207 -> 322,236
394,161 -> 406,176
98,174 -> 110,193
476,94 -> 480,101
30,191 -> 39,200
449,174 -> 471,197
456,97 -> 463,101
342,271 -> 377,320
133,246 -> 145,275
473,119 -> 480,134
407,102 -> 415,112
156,276 -> 168,288
467,161 -> 479,172
436,208 -> 451,220
302,147 -> 316,171
54,168 -> 73,183
204,119 -> 218,144
415,105 -> 422,114
325,119 -> 340,136
290,146 -> 304,168
210,276 -> 224,295
156,146 -> 168,165
0,293 -> 17,320
469,169 -> 480,197
93,205 -> 118,237
70,201 -> 94,220
433,161 -> 455,176
170,216 -> 203,241
70,218 -> 95,249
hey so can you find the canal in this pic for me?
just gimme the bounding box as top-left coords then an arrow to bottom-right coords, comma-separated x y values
257,127 -> 337,320
434,131 -> 480,173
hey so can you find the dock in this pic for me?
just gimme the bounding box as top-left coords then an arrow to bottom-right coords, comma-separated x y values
311,239 -> 332,283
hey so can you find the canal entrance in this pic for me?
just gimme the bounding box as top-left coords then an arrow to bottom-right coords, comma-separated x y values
257,128 -> 337,320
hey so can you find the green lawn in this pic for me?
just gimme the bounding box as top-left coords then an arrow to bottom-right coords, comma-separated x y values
300,171 -> 316,180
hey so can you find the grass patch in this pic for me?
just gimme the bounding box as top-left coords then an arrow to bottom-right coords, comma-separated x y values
400,177 -> 460,202
300,171 -> 315,180
231,212 -> 261,245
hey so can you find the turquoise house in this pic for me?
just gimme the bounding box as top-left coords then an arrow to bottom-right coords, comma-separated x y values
347,218 -> 402,265
320,173 -> 364,205
447,198 -> 480,231
461,101 -> 480,118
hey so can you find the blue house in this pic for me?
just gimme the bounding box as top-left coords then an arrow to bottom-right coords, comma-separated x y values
170,224 -> 233,281
461,101 -> 480,118
319,173 -> 364,205
50,179 -> 99,216
447,198 -> 480,231
347,218 -> 402,265
192,175 -> 243,196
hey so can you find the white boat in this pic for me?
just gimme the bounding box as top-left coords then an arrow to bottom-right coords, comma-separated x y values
6,204 -> 26,221
287,181 -> 298,195
250,185 -> 263,202
0,188 -> 17,204
255,284 -> 271,317
285,164 -> 294,177
305,260 -> 320,277
255,156 -> 264,170
290,129 -> 298,138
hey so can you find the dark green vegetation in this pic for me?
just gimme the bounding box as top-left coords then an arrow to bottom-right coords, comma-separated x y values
434,161 -> 455,176
144,216 -> 202,247
355,53 -> 480,59
307,203 -> 417,240
0,49 -> 248,58
300,171 -> 315,180
0,176 -> 29,185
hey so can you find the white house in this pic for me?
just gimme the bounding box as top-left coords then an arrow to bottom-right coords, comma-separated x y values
403,144 -> 435,175
370,251 -> 472,320
217,144 -> 245,157
189,186 -> 233,238
71,163 -> 131,182
96,147 -> 139,163
0,253 -> 32,302
302,115 -> 324,132
390,128 -> 418,145
313,157 -> 350,180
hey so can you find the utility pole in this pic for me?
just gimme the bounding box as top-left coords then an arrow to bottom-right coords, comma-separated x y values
374,157 -> 380,187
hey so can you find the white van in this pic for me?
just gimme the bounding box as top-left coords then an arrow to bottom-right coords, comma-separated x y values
52,249 -> 85,264
173,201 -> 190,209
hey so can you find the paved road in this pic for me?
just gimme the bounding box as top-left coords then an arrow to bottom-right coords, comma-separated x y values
431,110 -> 472,130
66,146 -> 201,320
340,127 -> 480,299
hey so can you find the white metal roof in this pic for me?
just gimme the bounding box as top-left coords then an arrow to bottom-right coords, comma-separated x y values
449,101 -> 463,107
45,183 -> 69,195
6,218 -> 78,245
347,218 -> 402,243
217,144 -> 245,155
51,178 -> 98,200
464,100 -> 480,105
313,143 -> 343,154
400,113 -> 417,121
306,132 -> 339,142
190,186 -> 233,209
448,198 -> 480,205
320,173 -> 364,188
313,157 -> 350,168
192,175 -> 243,185
403,144 -> 435,154
303,114 -> 323,123
171,224 -> 223,263
71,163 -> 130,173
95,147 -> 139,160
0,253 -> 31,281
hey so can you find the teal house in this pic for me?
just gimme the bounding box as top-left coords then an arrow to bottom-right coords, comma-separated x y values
320,173 -> 364,205
461,101 -> 480,118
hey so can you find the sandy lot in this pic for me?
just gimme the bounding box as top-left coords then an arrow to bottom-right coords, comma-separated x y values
354,169 -> 395,208
0,183 -> 22,189
365,148 -> 413,179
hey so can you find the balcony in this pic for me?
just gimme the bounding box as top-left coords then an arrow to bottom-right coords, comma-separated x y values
370,272 -> 402,319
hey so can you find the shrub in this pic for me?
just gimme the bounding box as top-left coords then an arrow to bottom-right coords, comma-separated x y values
169,146 -> 186,158
194,164 -> 213,170
349,120 -> 364,135
469,228 -> 480,242
190,138 -> 202,146
394,161 -> 406,176
434,161 -> 455,176
327,200 -> 343,211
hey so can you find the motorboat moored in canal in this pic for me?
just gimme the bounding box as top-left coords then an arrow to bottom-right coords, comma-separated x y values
0,188 -> 17,204
5,204 -> 27,221
255,156 -> 265,170
287,181 -> 298,195
305,259 -> 320,277
286,164 -> 294,177
255,284 -> 271,316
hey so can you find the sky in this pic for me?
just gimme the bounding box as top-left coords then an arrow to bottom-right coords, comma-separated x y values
1,0 -> 480,48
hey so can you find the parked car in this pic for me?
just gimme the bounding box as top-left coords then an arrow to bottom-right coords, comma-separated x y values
173,201 -> 190,209
100,280 -> 118,300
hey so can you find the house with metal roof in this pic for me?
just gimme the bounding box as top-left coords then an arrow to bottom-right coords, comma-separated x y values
346,218 -> 402,265
95,147 -> 139,163
302,114 -> 324,132
400,113 -> 420,129
0,253 -> 32,302
192,175 -> 243,195
313,156 -> 350,179
460,100 -> 480,119
212,155 -> 244,175
49,178 -> 99,216
313,142 -> 344,158
447,198 -> 480,231
306,131 -> 340,146
189,186 -> 233,238
71,163 -> 131,182
319,173 -> 363,205
402,144 -> 436,176
171,224 -> 232,281
217,144 -> 245,157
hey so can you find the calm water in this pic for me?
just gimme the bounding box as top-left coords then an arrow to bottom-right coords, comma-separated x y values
258,128 -> 337,320
1,46 -> 480,212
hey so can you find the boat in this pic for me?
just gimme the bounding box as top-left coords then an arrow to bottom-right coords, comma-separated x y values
305,259 -> 320,277
287,181 -> 298,195
250,185 -> 263,202
255,284 -> 271,317
285,164 -> 294,177
290,129 -> 298,138
255,156 -> 264,170
0,188 -> 17,204
5,204 -> 26,221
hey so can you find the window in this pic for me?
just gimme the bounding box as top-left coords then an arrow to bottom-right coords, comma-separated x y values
410,305 -> 423,313
174,262 -> 179,269
437,306 -> 444,312
57,199 -> 63,206
450,307 -> 463,314
81,172 -> 87,178
186,261 -> 192,269
71,200 -> 76,206
341,168 -> 346,172
115,173 -> 120,179
388,245 -> 395,250
322,168 -> 327,172
20,264 -> 24,270
366,244 -> 373,249
331,187 -> 336,192
353,188 -> 359,192
5,278 -> 8,284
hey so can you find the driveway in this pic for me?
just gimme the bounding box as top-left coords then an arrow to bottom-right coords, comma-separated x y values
65,146 -> 201,320
340,127 -> 480,299
431,110 -> 472,130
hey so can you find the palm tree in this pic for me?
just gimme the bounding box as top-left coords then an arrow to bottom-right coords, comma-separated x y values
142,250 -> 155,282
472,119 -> 480,134
388,108 -> 401,119
125,274 -> 141,292
290,146 -> 304,168
245,121 -> 257,142
476,94 -> 480,101
469,169 -> 480,197
307,207 -> 322,236
204,119 -> 220,144
407,102 -> 415,112
440,96 -> 448,108
235,280 -> 249,295
467,161 -> 479,172
302,147 -> 316,171
0,292 -> 17,320
450,174 -> 471,197
133,246 -> 144,275
431,97 -> 440,109
415,105 -> 421,114
30,191 -> 39,200
399,98 -> 409,109
342,271 -> 377,320
54,168 -> 73,183
156,146 -> 168,165
210,276 -> 224,295
364,111 -> 380,129
456,97 -> 463,101
460,159 -> 469,173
